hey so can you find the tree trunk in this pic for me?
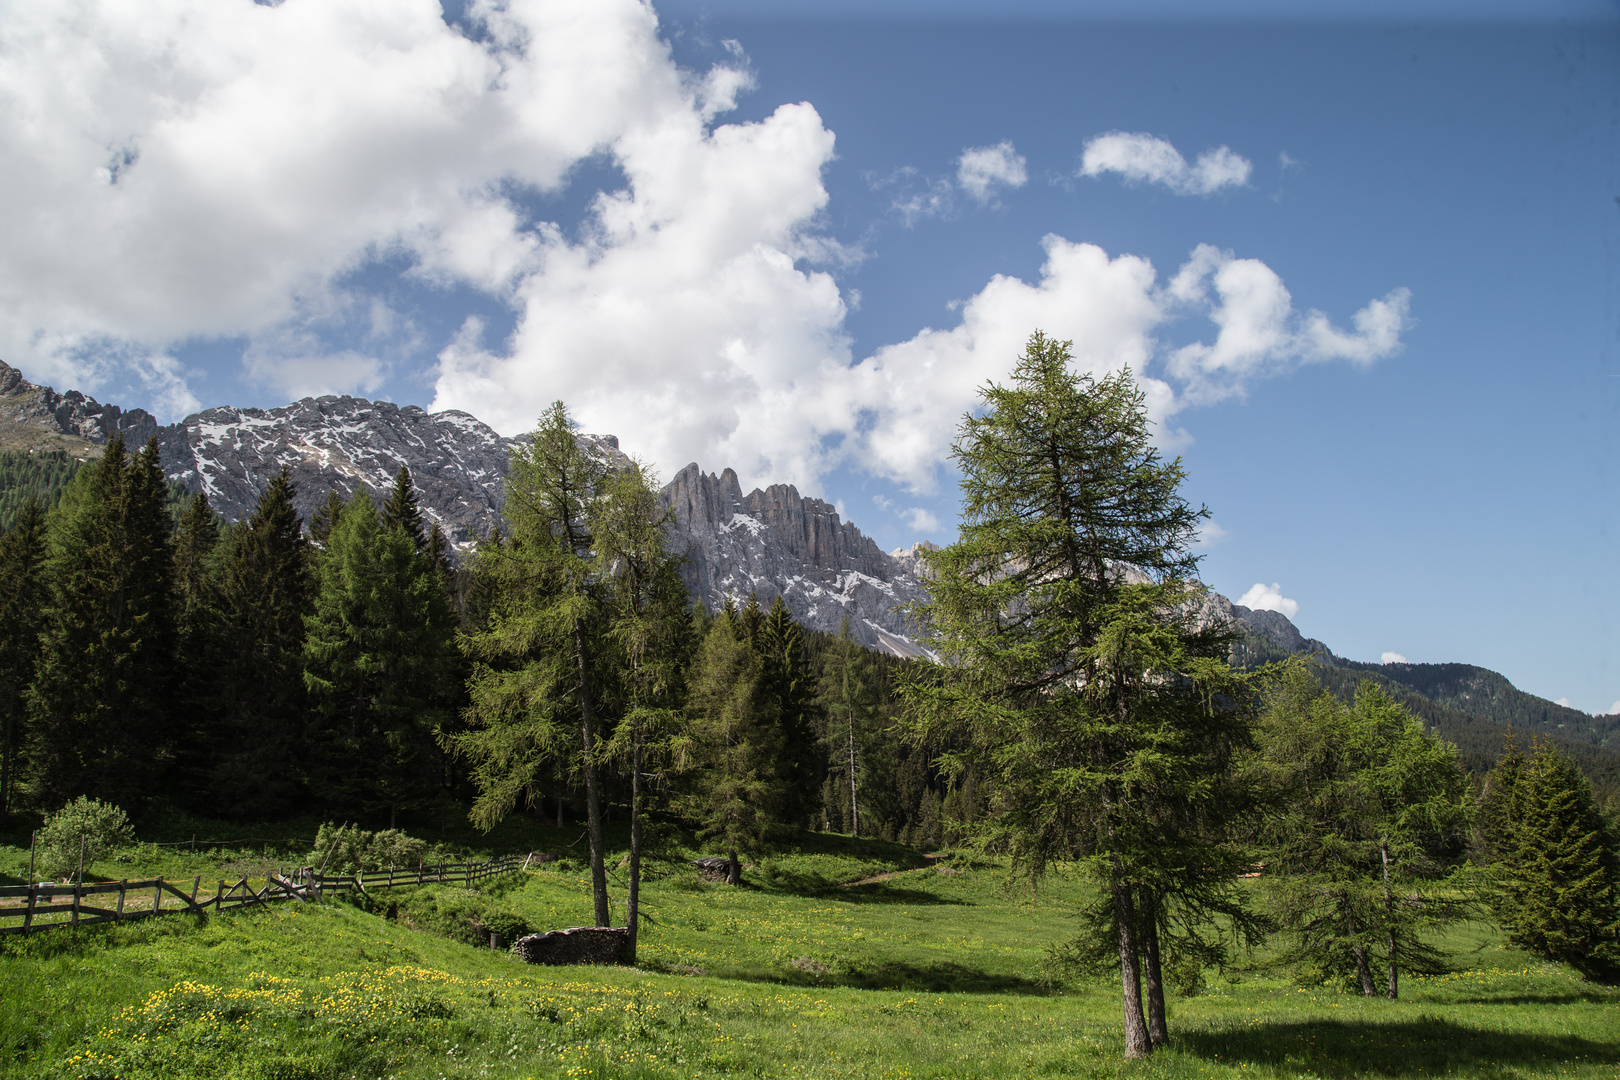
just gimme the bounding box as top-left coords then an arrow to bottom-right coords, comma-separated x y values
1115,882 -> 1153,1059
574,622 -> 610,927
1347,901 -> 1376,996
847,719 -> 860,838
1382,838 -> 1398,1000
1140,890 -> 1168,1047
727,849 -> 741,886
0,704 -> 13,819
626,729 -> 643,963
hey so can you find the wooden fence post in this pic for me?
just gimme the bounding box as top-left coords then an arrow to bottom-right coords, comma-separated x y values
23,885 -> 35,935
152,881 -> 162,916
190,876 -> 201,910
216,880 -> 224,913
116,880 -> 127,922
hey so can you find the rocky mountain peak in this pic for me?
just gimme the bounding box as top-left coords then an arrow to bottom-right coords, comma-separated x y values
661,463 -> 929,654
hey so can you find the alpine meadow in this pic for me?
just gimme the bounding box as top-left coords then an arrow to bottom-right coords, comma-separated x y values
1,2 -> 1616,1078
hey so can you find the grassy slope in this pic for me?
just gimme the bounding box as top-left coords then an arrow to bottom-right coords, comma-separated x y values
1,826 -> 1616,1080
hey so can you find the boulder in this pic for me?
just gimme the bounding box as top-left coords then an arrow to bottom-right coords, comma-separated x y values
511,926 -> 631,966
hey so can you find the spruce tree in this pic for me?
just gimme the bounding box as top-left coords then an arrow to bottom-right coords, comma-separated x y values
685,606 -> 783,884
757,596 -> 820,829
0,499 -> 48,817
171,493 -> 224,806
211,468 -> 312,811
381,465 -> 426,551
901,332 -> 1261,1056
1486,738 -> 1620,981
27,436 -> 176,807
309,488 -> 346,549
304,490 -> 456,827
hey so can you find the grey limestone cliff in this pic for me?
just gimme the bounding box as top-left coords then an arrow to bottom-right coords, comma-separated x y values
660,462 -> 932,655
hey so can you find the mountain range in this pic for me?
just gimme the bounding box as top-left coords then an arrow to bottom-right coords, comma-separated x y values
2,359 -> 1615,782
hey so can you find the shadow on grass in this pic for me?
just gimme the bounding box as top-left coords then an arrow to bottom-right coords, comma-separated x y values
716,957 -> 1054,995
1180,1018 -> 1619,1078
835,883 -> 970,907
1449,992 -> 1615,1006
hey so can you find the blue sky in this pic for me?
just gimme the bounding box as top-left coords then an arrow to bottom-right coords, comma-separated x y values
0,1 -> 1614,711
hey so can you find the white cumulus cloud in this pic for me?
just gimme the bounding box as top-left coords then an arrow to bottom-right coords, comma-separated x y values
1237,583 -> 1299,619
1,0 -> 1411,500
957,141 -> 1028,203
1381,651 -> 1409,665
1081,132 -> 1252,196
1609,699 -> 1620,716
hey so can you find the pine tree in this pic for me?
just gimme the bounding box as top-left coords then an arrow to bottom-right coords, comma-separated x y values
381,465 -> 426,551
304,490 -> 456,826
210,468 -> 312,812
685,607 -> 783,884
901,332 -> 1261,1056
0,499 -> 48,817
26,436 -> 177,807
1486,738 -> 1620,981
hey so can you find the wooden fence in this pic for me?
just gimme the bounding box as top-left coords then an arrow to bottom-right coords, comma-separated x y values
0,854 -> 523,935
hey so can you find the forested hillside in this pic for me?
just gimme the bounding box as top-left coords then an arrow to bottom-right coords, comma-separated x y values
0,448 -> 195,533
0,451 -> 83,532
1235,627 -> 1620,802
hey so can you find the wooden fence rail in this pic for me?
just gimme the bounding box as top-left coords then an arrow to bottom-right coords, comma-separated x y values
0,854 -> 523,935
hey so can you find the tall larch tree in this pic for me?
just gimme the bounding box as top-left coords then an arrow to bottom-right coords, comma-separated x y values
449,402 -> 615,925
901,332 -> 1262,1057
594,460 -> 695,959
1258,671 -> 1474,998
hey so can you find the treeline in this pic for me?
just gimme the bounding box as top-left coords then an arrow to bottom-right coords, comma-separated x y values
0,429 -> 953,854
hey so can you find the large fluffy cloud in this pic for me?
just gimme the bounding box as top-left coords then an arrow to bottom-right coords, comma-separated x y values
0,0 -> 726,399
2,0 -> 1408,499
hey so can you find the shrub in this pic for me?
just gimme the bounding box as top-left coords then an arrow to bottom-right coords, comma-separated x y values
36,796 -> 134,880
313,822 -> 429,874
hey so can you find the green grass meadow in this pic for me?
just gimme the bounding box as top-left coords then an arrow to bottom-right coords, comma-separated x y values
0,821 -> 1615,1080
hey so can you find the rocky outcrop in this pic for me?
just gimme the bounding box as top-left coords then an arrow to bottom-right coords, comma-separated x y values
660,463 -> 933,655
0,359 -> 158,454
512,926 -> 631,966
